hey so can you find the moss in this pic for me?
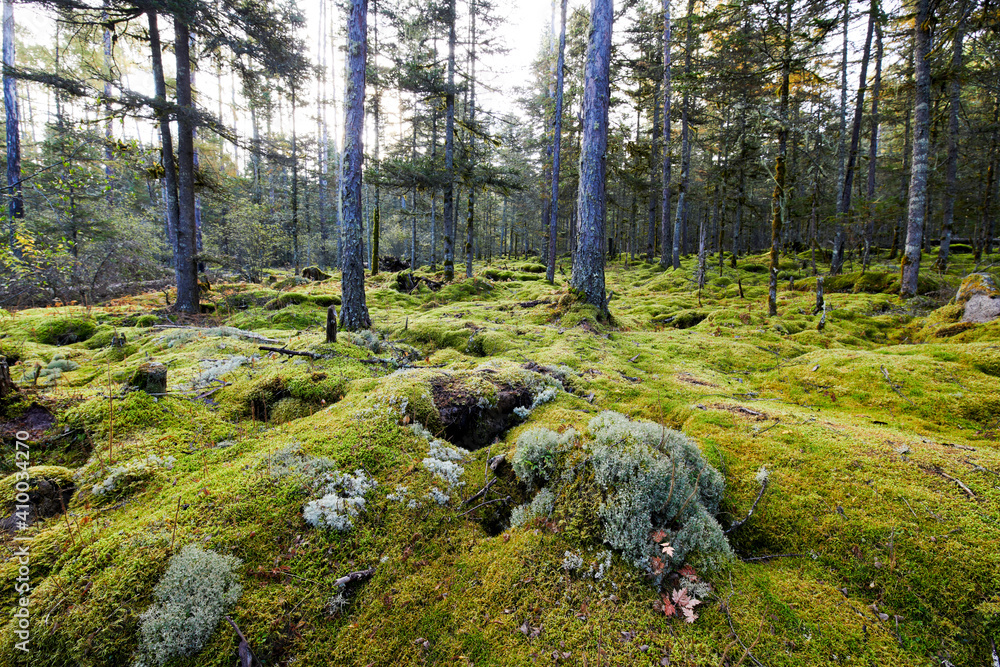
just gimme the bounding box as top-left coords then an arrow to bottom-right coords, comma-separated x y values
263,292 -> 312,310
0,465 -> 75,506
34,317 -> 98,346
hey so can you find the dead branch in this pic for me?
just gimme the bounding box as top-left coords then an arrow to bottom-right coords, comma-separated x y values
226,616 -> 258,667
740,553 -> 808,563
726,476 -> 769,534
333,567 -> 377,588
259,346 -> 323,359
463,476 -> 498,506
458,495 -> 511,517
880,365 -> 916,406
939,470 -> 976,499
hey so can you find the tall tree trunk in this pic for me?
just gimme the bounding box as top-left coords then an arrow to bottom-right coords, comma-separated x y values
371,0 -> 381,276
937,2 -> 965,271
835,0 -> 849,215
831,0 -> 875,275
647,77 -> 660,261
148,11 -> 180,268
571,0 -> 613,311
672,0 -> 694,270
443,0 -> 457,280
465,0 -> 478,278
318,0 -> 329,268
768,0 -> 792,317
862,11 -> 882,272
173,18 -> 200,313
901,0 -> 932,298
3,0 -> 22,251
547,0 -> 568,282
291,89 -> 300,274
102,10 -> 113,203
341,0 -> 371,329
659,0 -> 672,267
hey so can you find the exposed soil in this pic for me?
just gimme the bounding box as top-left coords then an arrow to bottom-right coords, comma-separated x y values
430,372 -> 533,450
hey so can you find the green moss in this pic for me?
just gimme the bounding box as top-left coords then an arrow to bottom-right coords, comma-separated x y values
34,317 -> 98,346
0,466 -> 75,506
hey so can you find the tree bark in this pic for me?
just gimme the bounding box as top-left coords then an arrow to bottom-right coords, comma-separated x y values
571,0 -> 613,312
672,0 -> 695,270
937,2 -> 965,272
148,10 -> 181,268
831,0 -> 875,275
443,0 -> 457,281
768,0 -> 792,317
862,8 -> 882,272
173,19 -> 200,314
901,0 -> 932,298
3,0 -> 22,251
659,0 -> 672,268
340,0 -> 372,330
465,0 -> 478,279
647,77 -> 661,262
547,0 -> 568,283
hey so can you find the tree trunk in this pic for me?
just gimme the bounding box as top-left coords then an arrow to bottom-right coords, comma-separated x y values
571,0 -> 613,311
291,90 -> 300,274
862,9 -> 882,272
3,0 -> 22,251
937,3 -> 965,272
647,77 -> 661,261
835,0 -> 849,216
340,0 -> 371,330
443,0 -> 457,281
547,0 -> 568,283
148,10 -> 180,269
659,0 -> 672,268
768,0 -> 792,317
831,0 -> 875,275
173,19 -> 200,314
672,0 -> 694,270
465,0 -> 478,279
901,0 -> 932,298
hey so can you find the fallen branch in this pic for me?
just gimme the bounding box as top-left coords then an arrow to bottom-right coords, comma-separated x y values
965,460 -> 1000,478
226,616 -> 258,667
333,567 -> 377,588
463,476 -> 498,506
457,495 -> 510,517
740,553 -> 808,563
726,476 -> 769,534
259,346 -> 323,359
721,578 -> 768,667
880,366 -> 916,406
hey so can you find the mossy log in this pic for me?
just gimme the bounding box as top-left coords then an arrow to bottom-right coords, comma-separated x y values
129,362 -> 168,394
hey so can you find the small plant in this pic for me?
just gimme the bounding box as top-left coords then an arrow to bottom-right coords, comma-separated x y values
303,469 -> 378,531
512,427 -> 575,487
136,545 -> 242,666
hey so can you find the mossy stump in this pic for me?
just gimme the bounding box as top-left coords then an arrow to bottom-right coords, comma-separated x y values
129,362 -> 167,394
0,358 -> 15,400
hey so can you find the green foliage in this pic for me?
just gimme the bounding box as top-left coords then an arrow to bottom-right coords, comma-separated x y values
136,545 -> 242,666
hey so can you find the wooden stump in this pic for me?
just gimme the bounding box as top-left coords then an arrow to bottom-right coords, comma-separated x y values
326,305 -> 338,344
130,362 -> 167,394
0,358 -> 17,400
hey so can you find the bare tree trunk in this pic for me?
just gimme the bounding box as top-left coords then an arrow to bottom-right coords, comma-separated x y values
291,90 -> 300,275
672,0 -> 694,270
768,0 -> 792,317
571,0 -> 613,311
340,0 -> 371,329
937,2 -> 966,272
465,0 -> 478,278
443,0 -> 457,281
3,0 -> 22,251
173,19 -> 200,313
318,0 -> 329,268
659,0 -> 672,267
862,8 -> 882,272
647,77 -> 660,262
547,0 -> 568,282
835,0 -> 849,216
831,0 -> 874,275
370,0 -> 381,276
148,11 -> 180,271
901,0 -> 932,298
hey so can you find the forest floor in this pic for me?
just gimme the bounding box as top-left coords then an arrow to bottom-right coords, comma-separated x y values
0,249 -> 998,667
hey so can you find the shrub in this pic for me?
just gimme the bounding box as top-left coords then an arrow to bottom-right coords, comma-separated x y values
137,545 -> 242,666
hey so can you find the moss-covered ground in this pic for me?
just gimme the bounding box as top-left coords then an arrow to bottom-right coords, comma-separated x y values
0,249 -> 997,666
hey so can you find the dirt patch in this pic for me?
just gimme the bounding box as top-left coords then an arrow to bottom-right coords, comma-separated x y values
430,373 -> 533,450
1,403 -> 56,439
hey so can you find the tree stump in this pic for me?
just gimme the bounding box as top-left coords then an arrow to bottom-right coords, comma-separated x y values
0,358 -> 17,401
326,305 -> 338,344
130,362 -> 167,394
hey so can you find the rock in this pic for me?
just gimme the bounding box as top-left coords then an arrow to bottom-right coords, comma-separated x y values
956,273 -> 1000,323
379,256 -> 410,273
130,362 -> 168,394
302,266 -> 331,281
955,273 -> 999,305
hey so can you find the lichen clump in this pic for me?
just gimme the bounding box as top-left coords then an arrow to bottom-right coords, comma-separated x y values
512,411 -> 732,579
136,545 -> 242,666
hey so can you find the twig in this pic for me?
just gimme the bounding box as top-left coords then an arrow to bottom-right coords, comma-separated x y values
333,567 -> 377,588
721,576 -> 767,667
880,366 -> 916,406
726,477 -> 769,534
751,419 -> 781,438
740,553 -> 807,563
938,470 -> 976,499
457,495 -> 510,517
170,496 -> 181,551
902,497 -> 919,520
965,460 -> 1000,478
258,346 -> 322,359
